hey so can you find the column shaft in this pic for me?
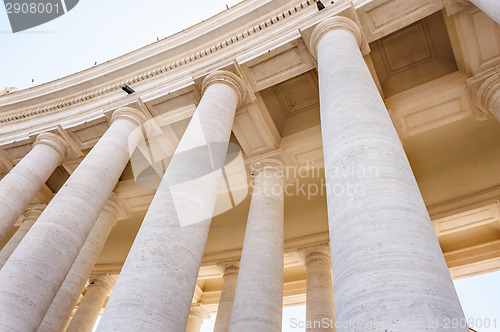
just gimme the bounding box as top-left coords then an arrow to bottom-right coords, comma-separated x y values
65,274 -> 115,332
0,204 -> 45,269
300,246 -> 335,332
312,17 -> 466,331
213,263 -> 239,332
229,161 -> 285,331
38,199 -> 121,332
0,107 -> 146,332
97,71 -> 245,332
0,133 -> 68,241
470,0 -> 500,25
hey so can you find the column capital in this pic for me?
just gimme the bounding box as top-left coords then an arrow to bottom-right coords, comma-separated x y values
310,16 -> 363,60
297,243 -> 331,263
24,204 -> 46,221
189,303 -> 211,320
110,107 -> 149,127
202,70 -> 246,107
467,65 -> 500,120
33,132 -> 71,163
249,158 -> 286,178
88,273 -> 115,292
102,194 -> 130,226
216,260 -> 240,276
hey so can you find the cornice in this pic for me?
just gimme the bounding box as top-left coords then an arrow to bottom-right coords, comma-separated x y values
0,0 -> 317,124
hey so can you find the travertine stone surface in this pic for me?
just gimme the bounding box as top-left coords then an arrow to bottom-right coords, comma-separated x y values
0,204 -> 45,269
97,71 -> 245,332
66,274 -> 115,332
38,198 -> 122,332
185,304 -> 210,332
0,132 -> 69,241
0,107 -> 146,332
213,261 -> 239,332
229,159 -> 285,332
298,244 -> 335,332
310,17 -> 467,332
470,0 -> 500,25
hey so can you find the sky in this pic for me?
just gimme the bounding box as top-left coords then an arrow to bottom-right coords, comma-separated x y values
1,2 -> 499,332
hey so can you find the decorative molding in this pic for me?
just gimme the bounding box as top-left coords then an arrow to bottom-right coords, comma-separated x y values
432,202 -> 500,236
427,185 -> 500,219
355,0 -> 443,42
386,72 -> 473,139
449,256 -> 500,279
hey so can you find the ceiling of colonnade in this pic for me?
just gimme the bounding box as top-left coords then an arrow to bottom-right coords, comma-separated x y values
1,1 -> 500,287
98,9 -> 500,276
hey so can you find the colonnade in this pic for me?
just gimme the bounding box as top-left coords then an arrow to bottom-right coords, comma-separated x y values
1,12 -> 490,332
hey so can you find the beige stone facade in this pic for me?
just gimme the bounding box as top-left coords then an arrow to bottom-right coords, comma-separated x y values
1,0 -> 500,331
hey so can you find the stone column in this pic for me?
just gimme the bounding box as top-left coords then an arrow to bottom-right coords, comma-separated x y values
185,304 -> 210,332
467,65 -> 500,121
0,107 -> 147,332
0,204 -> 46,269
97,71 -> 245,332
65,274 -> 115,332
298,244 -> 335,332
310,17 -> 466,331
470,0 -> 500,25
0,132 -> 69,242
38,197 -> 124,332
229,159 -> 285,332
213,261 -> 239,332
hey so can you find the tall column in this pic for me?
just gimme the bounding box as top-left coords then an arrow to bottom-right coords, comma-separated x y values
97,71 -> 245,332
470,0 -> 500,25
0,204 -> 46,269
65,274 -> 115,332
185,304 -> 210,332
213,261 -> 239,332
38,197 -> 124,332
229,159 -> 285,332
310,17 -> 466,331
0,107 -> 147,332
298,244 -> 335,332
467,65 -> 500,121
0,132 -> 69,241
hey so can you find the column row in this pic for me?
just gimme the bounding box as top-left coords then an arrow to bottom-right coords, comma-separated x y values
0,15 -> 471,332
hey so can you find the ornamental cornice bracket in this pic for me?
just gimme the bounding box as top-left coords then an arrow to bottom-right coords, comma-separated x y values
467,65 -> 500,121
